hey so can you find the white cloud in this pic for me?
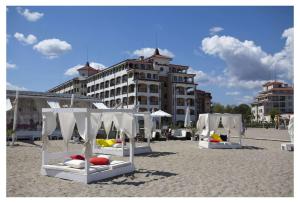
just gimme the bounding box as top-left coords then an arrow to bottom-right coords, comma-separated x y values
132,47 -> 175,58
7,62 -> 17,69
17,7 -> 44,22
33,38 -> 72,59
6,82 -> 27,91
201,27 -> 294,87
225,91 -> 240,96
236,95 -> 254,104
14,32 -> 37,45
188,67 -> 212,85
209,26 -> 224,35
64,62 -> 106,76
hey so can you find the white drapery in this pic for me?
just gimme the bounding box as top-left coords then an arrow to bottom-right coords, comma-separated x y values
41,112 -> 57,150
74,112 -> 103,156
288,115 -> 294,143
47,101 -> 61,108
232,115 -> 242,136
6,98 -> 12,111
209,114 -> 221,132
221,115 -> 234,132
144,114 -> 153,139
196,114 -> 206,133
58,112 -> 76,148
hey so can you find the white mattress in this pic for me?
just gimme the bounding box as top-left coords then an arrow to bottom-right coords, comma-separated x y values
43,161 -> 131,173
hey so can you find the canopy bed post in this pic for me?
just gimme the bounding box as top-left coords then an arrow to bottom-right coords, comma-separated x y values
41,115 -> 47,166
84,110 -> 91,175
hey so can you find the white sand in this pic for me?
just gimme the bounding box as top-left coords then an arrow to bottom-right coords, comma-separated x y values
6,128 -> 293,197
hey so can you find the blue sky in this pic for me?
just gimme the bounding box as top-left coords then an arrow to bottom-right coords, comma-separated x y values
6,6 -> 293,105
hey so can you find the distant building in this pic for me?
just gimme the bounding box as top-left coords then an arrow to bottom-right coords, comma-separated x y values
251,81 -> 294,122
48,62 -> 99,96
48,49 -> 212,125
195,90 -> 212,115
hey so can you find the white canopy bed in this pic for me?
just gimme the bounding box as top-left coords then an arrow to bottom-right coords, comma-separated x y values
196,113 -> 243,149
41,108 -> 136,184
93,112 -> 153,156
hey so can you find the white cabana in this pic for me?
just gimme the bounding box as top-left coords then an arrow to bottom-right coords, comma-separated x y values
93,112 -> 153,156
40,108 -> 136,184
281,115 -> 294,151
196,113 -> 242,149
6,98 -> 12,111
93,102 -> 109,109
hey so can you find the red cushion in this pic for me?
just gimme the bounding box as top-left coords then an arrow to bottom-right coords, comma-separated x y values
209,139 -> 220,143
89,157 -> 110,165
70,154 -> 85,160
116,139 -> 122,143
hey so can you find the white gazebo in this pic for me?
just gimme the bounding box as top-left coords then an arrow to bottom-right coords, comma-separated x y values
40,108 -> 137,184
196,113 -> 243,149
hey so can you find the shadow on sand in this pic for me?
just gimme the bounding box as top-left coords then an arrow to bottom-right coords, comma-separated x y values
242,145 -> 264,150
93,168 -> 177,186
135,151 -> 176,158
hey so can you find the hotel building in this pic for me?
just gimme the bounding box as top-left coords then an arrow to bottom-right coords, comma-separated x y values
251,81 -> 294,122
48,49 -> 212,125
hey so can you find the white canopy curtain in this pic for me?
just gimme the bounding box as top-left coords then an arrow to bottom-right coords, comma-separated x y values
288,115 -> 294,143
221,114 -> 235,141
93,102 -> 109,109
184,106 -> 191,128
41,111 -> 57,150
196,114 -> 206,132
47,101 -> 61,108
209,114 -> 221,132
6,98 -> 12,111
144,114 -> 153,139
58,112 -> 76,150
74,112 -> 103,156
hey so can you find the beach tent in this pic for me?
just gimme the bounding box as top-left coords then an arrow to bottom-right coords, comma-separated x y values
70,94 -> 74,108
6,98 -> 12,111
196,113 -> 242,149
40,108 -> 136,184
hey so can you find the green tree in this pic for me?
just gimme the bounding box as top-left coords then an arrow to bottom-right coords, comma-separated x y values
269,108 -> 280,122
212,103 -> 224,113
233,104 -> 252,122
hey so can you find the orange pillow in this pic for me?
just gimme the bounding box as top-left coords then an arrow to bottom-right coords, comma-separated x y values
89,157 -> 110,165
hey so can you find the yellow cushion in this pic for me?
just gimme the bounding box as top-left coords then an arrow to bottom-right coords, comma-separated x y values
96,139 -> 116,147
211,133 -> 222,142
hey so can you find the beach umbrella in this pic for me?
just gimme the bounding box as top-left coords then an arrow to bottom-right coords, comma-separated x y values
151,110 -> 172,117
151,110 -> 172,129
184,105 -> 191,128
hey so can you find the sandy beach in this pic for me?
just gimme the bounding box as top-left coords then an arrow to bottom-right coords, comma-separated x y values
6,128 -> 293,197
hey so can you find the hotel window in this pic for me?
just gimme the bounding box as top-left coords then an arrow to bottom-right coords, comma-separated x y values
147,73 -> 152,79
173,76 -> 177,82
153,74 -> 158,79
160,67 -> 164,72
141,64 -> 145,69
176,109 -> 185,115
